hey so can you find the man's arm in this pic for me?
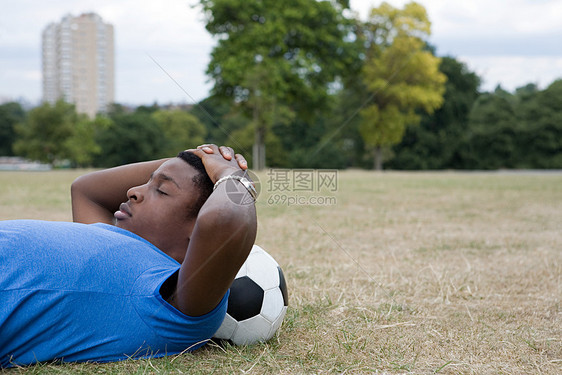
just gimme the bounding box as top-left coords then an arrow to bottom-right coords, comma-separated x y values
71,146 -> 256,317
71,158 -> 170,224
173,145 -> 257,317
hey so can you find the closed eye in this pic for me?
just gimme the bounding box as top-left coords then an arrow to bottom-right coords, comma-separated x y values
156,188 -> 168,196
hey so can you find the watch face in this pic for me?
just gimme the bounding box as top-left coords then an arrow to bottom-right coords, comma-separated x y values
240,178 -> 257,198
222,171 -> 260,206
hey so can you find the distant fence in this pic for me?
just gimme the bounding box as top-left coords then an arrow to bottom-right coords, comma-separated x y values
0,157 -> 52,171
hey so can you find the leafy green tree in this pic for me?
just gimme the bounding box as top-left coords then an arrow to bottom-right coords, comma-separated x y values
200,0 -> 356,169
389,56 -> 481,169
468,86 -> 515,130
13,100 -> 98,166
135,102 -> 160,115
152,109 -> 207,157
460,122 -> 518,169
63,117 -> 102,166
513,84 -> 540,129
274,115 -> 350,168
190,96 -> 234,145
536,79 -> 562,113
518,80 -> 562,168
94,109 -> 166,167
457,87 -> 518,169
231,118 -> 287,167
450,80 -> 562,170
359,1 -> 446,170
189,96 -> 260,161
0,102 -> 25,156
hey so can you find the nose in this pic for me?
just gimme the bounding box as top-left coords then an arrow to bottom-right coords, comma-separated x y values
127,184 -> 145,203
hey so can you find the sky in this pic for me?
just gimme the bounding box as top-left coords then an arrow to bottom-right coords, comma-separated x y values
1,0 -> 561,106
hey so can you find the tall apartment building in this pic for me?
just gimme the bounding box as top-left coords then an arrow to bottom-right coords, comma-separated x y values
42,13 -> 114,118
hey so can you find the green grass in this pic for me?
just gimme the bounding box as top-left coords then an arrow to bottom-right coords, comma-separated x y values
1,170 -> 561,373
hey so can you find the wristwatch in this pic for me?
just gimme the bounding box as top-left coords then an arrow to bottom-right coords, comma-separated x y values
213,175 -> 257,201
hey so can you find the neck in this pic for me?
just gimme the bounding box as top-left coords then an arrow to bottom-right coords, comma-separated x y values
148,235 -> 189,264
162,242 -> 188,264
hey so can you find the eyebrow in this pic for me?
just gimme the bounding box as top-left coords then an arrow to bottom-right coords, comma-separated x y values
150,172 -> 180,189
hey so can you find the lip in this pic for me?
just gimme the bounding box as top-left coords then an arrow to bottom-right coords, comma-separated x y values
114,202 -> 132,220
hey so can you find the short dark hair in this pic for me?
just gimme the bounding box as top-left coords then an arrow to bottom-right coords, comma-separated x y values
176,151 -> 213,218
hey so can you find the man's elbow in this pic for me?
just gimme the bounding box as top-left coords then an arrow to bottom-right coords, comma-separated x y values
70,175 -> 86,205
71,174 -> 85,195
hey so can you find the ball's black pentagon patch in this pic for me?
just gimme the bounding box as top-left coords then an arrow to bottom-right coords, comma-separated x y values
228,276 -> 264,321
277,266 -> 289,307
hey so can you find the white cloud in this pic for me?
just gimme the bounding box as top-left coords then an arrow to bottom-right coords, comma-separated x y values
350,0 -> 562,93
0,0 -> 213,104
1,0 -> 562,104
459,55 -> 562,92
351,0 -> 562,36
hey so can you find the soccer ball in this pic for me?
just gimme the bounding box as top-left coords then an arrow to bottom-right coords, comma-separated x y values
213,245 -> 289,345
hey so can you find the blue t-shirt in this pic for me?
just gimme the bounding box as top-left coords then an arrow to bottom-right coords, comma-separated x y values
0,220 -> 228,368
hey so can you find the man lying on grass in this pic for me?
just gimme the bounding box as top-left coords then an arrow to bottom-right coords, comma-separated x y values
0,144 -> 257,368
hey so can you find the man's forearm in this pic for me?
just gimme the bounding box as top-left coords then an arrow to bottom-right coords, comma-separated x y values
175,182 -> 257,316
71,158 -> 169,224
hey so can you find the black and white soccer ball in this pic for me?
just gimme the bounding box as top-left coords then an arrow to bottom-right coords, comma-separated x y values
213,245 -> 289,345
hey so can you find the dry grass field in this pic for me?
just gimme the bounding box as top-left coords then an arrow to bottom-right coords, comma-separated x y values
1,169 -> 561,374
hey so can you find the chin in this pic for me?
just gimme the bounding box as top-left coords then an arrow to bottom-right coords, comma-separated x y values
115,219 -> 133,234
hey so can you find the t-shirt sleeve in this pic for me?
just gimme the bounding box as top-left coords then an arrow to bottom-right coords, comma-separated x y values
130,266 -> 229,350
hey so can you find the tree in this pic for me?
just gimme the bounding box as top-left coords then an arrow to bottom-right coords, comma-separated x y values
63,116 -> 101,166
94,109 -> 166,167
152,109 -> 207,157
13,100 -> 98,166
456,86 -> 518,169
0,102 -> 25,156
451,80 -> 562,170
389,56 -> 481,169
468,86 -> 515,129
358,1 -> 446,170
190,96 -> 236,145
199,0 -> 356,169
518,80 -> 562,168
